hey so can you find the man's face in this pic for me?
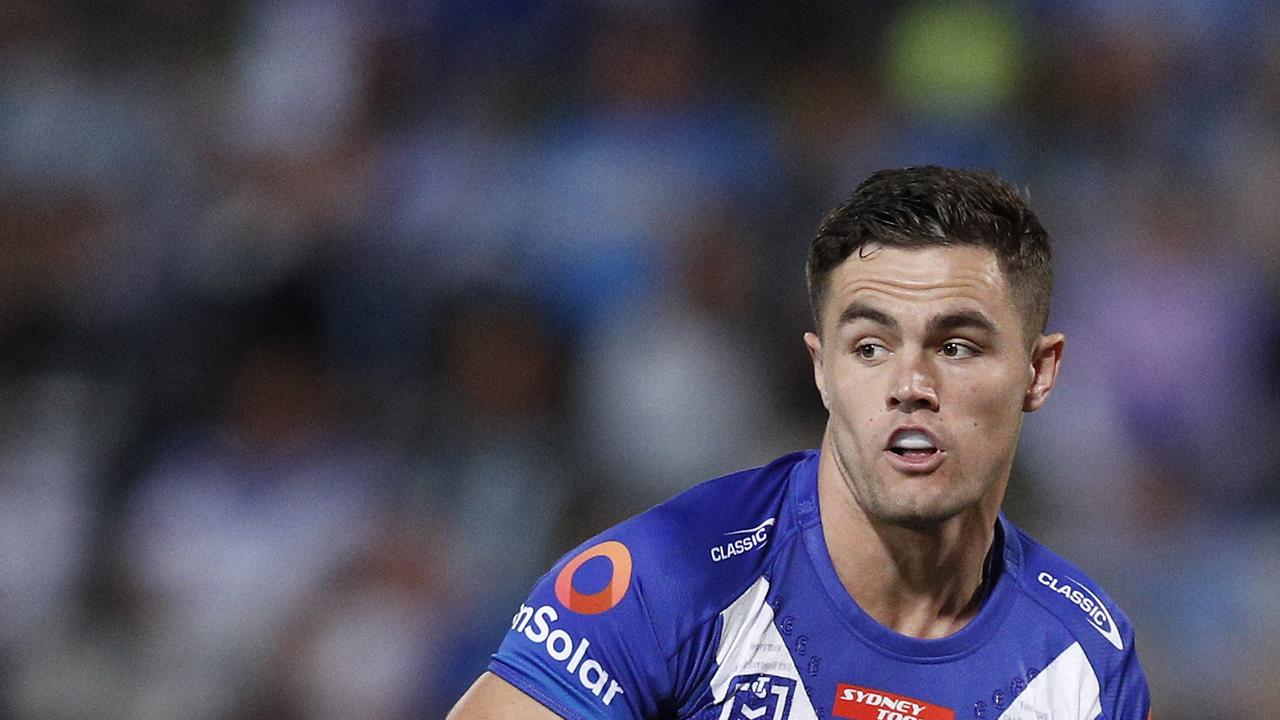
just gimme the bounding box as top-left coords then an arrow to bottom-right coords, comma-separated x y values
805,244 -> 1062,529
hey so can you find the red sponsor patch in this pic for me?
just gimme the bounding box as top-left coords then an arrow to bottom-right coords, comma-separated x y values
832,684 -> 955,720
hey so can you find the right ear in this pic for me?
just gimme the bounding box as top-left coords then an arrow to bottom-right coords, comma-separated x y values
804,332 -> 829,410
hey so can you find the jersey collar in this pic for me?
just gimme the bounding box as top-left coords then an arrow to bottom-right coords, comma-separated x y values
789,450 -> 1020,660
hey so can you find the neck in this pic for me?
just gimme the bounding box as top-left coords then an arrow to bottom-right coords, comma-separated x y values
817,436 -> 999,639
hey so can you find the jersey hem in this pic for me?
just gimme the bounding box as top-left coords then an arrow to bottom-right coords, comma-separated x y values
488,658 -> 589,720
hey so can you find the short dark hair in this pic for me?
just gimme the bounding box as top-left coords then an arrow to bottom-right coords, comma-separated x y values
806,165 -> 1052,344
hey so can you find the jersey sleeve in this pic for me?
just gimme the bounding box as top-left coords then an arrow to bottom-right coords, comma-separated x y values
1100,625 -> 1151,720
488,537 -> 672,720
1006,521 -> 1152,720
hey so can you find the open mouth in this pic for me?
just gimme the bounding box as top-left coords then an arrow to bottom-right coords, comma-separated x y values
887,428 -> 941,461
889,447 -> 937,458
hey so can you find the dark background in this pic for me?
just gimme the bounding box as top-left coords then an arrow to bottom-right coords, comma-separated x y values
2,1 -> 1278,718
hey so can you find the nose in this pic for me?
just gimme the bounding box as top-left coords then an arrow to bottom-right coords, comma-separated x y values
887,353 -> 939,413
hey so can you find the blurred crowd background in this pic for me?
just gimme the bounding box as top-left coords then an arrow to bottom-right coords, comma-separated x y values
2,1 -> 1279,718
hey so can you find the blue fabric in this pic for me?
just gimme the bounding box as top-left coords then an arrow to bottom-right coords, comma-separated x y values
490,451 -> 1151,719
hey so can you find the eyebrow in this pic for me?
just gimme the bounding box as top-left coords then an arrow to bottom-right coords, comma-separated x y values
836,302 -> 898,330
926,309 -> 998,337
836,302 -> 998,336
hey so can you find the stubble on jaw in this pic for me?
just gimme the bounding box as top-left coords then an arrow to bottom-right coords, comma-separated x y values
826,431 -> 962,531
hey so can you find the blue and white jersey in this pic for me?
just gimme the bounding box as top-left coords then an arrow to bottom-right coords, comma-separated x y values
490,451 -> 1151,720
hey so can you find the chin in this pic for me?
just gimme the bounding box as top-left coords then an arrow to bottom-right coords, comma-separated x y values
867,491 -> 975,530
879,508 -> 962,530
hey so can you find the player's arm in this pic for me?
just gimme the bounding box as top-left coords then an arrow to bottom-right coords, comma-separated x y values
464,536 -> 672,719
446,672 -> 563,720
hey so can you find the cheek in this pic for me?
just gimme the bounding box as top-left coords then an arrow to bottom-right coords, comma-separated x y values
827,391 -> 882,448
830,391 -> 875,428
953,373 -> 1026,427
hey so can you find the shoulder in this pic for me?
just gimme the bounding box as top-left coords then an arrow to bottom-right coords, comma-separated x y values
1002,517 -> 1150,714
1003,519 -> 1135,655
557,451 -> 815,650
490,452 -> 816,718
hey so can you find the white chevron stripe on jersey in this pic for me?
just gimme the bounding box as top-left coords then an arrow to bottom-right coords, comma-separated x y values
998,641 -> 1102,720
709,576 -> 818,719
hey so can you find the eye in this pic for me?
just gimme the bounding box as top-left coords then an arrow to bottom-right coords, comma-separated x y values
854,342 -> 888,361
940,341 -> 978,359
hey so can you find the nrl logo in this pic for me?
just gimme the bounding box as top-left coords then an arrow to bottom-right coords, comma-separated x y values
719,674 -> 796,720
